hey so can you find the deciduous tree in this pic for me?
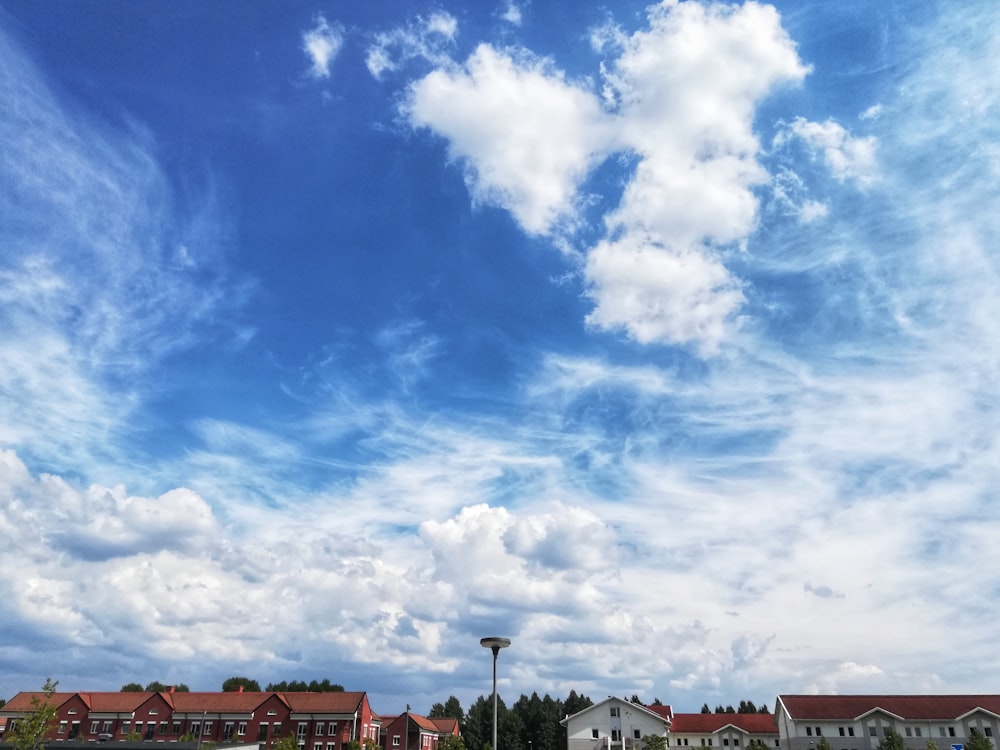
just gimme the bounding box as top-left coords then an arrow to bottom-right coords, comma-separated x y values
965,729 -> 992,750
8,679 -> 59,750
876,729 -> 906,750
222,677 -> 261,692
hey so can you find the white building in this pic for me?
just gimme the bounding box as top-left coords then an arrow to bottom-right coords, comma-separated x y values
561,698 -> 671,750
775,696 -> 1000,750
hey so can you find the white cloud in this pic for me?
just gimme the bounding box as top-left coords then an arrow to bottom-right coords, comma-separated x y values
501,2 -> 524,26
404,0 -> 809,351
302,15 -> 344,79
406,44 -> 611,235
780,117 -> 879,185
366,12 -> 459,80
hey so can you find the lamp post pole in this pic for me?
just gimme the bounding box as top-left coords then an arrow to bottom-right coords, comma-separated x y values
480,637 -> 511,750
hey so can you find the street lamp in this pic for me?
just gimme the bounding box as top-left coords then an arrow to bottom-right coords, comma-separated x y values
480,637 -> 511,750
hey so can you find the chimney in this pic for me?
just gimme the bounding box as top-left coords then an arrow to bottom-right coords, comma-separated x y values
238,686 -> 244,693
169,686 -> 175,694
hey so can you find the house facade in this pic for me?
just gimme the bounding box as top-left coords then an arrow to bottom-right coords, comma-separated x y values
666,713 -> 779,750
775,696 -> 1000,750
379,712 -> 460,750
561,697 -> 671,750
0,690 -> 380,749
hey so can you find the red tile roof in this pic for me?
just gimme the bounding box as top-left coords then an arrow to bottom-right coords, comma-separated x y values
167,692 -> 281,713
670,714 -> 778,734
282,692 -> 367,714
778,696 -> 1000,721
0,693 -> 75,713
430,717 -> 460,735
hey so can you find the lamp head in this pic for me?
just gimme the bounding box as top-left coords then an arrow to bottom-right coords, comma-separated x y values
480,636 -> 511,653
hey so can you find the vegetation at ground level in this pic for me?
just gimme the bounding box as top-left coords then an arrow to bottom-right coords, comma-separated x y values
6,679 -> 59,750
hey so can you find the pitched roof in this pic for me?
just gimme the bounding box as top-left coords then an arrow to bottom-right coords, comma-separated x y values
561,697 -> 672,727
282,692 -> 366,714
167,692 -> 284,713
670,714 -> 777,734
79,693 -> 159,713
430,717 -> 460,735
0,692 -> 75,713
778,696 -> 1000,721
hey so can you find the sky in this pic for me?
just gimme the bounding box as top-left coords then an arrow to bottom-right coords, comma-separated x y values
1,0 -> 999,715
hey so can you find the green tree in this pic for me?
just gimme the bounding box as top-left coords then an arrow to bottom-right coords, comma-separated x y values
630,696 -> 644,705
438,736 -> 466,750
701,704 -> 711,714
877,729 -> 906,750
759,703 -> 771,714
145,681 -> 168,692
8,679 -> 60,750
817,738 -> 833,750
641,736 -> 668,750
965,729 -> 992,750
222,677 -> 261,692
748,740 -> 771,750
925,740 -> 939,750
120,683 -> 143,692
652,698 -> 663,706
430,696 -> 465,723
272,737 -> 300,750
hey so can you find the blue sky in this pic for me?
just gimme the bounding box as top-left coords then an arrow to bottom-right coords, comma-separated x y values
1,0 -> 999,714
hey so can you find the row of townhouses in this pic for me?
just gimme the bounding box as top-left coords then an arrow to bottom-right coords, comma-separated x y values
563,695 -> 1000,750
3,692 -> 1000,750
0,689 -> 458,750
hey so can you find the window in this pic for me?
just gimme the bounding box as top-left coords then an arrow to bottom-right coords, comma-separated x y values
204,722 -> 214,736
69,710 -> 78,716
238,723 -> 247,736
327,744 -> 336,750
317,723 -> 326,737
701,741 -> 706,747
274,724 -> 282,738
58,722 -> 67,735
70,723 -> 80,738
807,729 -> 813,738
849,729 -> 855,737
735,740 -> 740,746
224,723 -> 235,741
611,708 -> 621,718
940,729 -> 947,738
136,723 -> 145,736
173,722 -> 181,735
839,729 -> 845,738
150,710 -> 159,716
906,729 -> 913,738
708,741 -> 713,747
775,742 -> 780,748
724,740 -> 730,746
869,728 -> 877,737
298,724 -> 309,741
985,729 -> 993,738
259,724 -> 269,742
92,721 -> 101,734
593,730 -> 600,739
122,723 -> 131,736
635,731 -> 642,740
102,721 -> 112,734
269,711 -> 278,717
950,729 -> 956,738
160,722 -> 168,735
315,744 -> 323,750
393,736 -> 401,747
817,729 -> 823,737
612,730 -> 622,742
145,725 -> 155,740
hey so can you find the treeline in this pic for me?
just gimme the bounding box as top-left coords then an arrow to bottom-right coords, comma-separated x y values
429,690 -> 594,750
699,700 -> 771,714
118,677 -> 343,693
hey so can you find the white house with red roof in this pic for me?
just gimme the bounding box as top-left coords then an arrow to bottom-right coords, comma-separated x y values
561,697 -> 671,750
775,696 -> 1000,750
